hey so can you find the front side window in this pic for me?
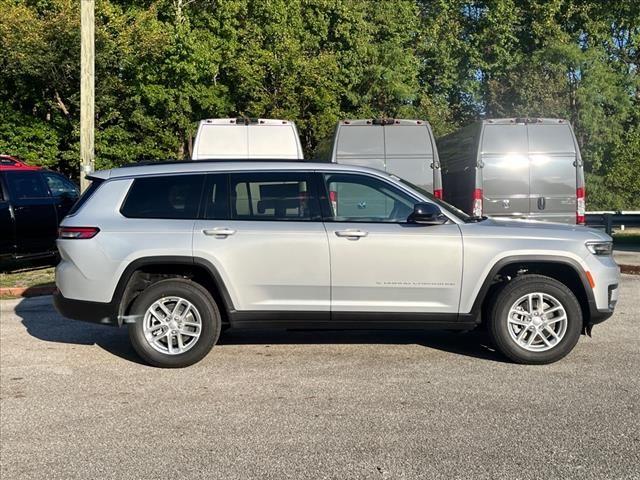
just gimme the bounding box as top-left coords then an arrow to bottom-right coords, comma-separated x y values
121,174 -> 204,219
323,173 -> 415,223
229,172 -> 319,221
5,171 -> 50,199
42,172 -> 78,198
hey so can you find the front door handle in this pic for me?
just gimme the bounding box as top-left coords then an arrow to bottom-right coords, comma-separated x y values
203,227 -> 236,237
335,229 -> 368,239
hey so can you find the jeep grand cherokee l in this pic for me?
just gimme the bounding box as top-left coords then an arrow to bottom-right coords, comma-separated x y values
54,161 -> 619,367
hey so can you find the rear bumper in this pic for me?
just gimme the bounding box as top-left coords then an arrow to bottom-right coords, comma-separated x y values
53,291 -> 118,326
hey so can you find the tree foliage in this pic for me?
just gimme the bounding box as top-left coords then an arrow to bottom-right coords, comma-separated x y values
0,0 -> 638,208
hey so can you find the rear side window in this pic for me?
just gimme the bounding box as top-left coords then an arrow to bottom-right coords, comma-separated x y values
67,178 -> 104,215
121,175 -> 205,219
5,171 -> 50,199
229,172 -> 320,221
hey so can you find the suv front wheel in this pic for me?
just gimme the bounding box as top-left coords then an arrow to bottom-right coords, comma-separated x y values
128,279 -> 221,368
488,274 -> 582,364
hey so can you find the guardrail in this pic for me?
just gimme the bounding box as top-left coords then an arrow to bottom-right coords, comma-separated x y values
585,211 -> 640,234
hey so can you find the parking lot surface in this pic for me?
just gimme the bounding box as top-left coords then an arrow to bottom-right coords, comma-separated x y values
1,275 -> 639,480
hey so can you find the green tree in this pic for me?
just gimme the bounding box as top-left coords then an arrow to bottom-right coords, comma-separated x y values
0,0 -> 638,209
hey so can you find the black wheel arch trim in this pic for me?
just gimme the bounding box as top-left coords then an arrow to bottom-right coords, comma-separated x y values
467,254 -> 597,323
112,255 -> 236,325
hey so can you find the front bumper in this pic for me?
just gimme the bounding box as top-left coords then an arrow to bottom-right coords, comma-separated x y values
53,290 -> 118,326
586,282 -> 618,326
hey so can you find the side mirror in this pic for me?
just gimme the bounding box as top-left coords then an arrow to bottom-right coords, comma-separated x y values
407,202 -> 447,225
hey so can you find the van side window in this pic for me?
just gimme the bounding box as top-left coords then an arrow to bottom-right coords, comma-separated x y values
121,175 -> 204,219
229,172 -> 320,221
322,173 -> 415,223
5,171 -> 50,199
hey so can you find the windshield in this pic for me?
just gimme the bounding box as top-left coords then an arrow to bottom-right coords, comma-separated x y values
395,177 -> 473,222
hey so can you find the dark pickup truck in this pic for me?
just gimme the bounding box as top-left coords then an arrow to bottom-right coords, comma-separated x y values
0,159 -> 79,261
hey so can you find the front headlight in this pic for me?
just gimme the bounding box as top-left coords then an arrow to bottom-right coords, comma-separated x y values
586,241 -> 613,256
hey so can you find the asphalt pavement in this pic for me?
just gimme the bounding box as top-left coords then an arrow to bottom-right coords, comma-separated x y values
1,275 -> 639,479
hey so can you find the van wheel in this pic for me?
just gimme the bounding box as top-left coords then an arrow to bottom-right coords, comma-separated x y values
487,275 -> 582,364
128,279 -> 221,368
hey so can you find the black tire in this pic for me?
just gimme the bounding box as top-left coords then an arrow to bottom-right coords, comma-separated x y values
128,278 -> 221,368
487,274 -> 582,364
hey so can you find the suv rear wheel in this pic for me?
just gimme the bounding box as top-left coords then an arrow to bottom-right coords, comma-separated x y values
487,274 -> 582,364
128,278 -> 221,368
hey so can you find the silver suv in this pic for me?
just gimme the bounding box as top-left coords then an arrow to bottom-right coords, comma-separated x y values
54,161 -> 620,367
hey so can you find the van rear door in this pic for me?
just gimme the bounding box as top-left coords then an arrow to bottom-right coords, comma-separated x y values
334,124 -> 385,170
480,124 -> 530,218
247,122 -> 301,159
384,124 -> 435,193
527,124 -> 577,224
192,119 -> 303,160
193,123 -> 248,159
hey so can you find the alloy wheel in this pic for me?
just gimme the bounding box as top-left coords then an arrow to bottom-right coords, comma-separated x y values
143,296 -> 202,355
506,292 -> 568,352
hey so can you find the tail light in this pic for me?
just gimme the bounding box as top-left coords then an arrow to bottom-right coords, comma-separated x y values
58,227 -> 100,239
329,191 -> 338,215
472,188 -> 483,217
434,188 -> 443,200
576,187 -> 586,225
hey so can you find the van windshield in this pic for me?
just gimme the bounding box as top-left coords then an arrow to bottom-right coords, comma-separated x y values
396,178 -> 473,222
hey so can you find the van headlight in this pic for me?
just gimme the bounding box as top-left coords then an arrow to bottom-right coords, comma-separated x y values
586,241 -> 613,256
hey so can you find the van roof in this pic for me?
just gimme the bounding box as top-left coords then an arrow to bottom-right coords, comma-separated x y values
338,118 -> 430,126
197,118 -> 294,126
90,160 -> 392,180
483,118 -> 569,125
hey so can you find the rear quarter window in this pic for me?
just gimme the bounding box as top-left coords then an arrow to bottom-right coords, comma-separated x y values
67,178 -> 104,215
120,175 -> 205,219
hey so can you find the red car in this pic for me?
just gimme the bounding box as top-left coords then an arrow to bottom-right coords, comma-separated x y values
0,155 -> 41,171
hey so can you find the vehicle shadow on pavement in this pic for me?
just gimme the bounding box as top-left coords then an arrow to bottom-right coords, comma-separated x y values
219,328 -> 507,363
15,296 -> 146,365
14,296 -> 505,364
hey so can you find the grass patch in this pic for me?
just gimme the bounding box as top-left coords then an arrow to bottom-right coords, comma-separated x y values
0,266 -> 55,289
613,228 -> 640,247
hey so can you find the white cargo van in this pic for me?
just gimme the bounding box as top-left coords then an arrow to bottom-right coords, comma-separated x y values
438,118 -> 586,225
192,118 -> 304,160
326,119 -> 443,197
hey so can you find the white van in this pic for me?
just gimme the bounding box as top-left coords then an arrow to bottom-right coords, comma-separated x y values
326,119 -> 443,197
192,118 -> 304,160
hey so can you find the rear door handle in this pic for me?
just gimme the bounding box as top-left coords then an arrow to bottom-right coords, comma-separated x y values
537,197 -> 546,210
203,227 -> 236,237
335,229 -> 368,239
